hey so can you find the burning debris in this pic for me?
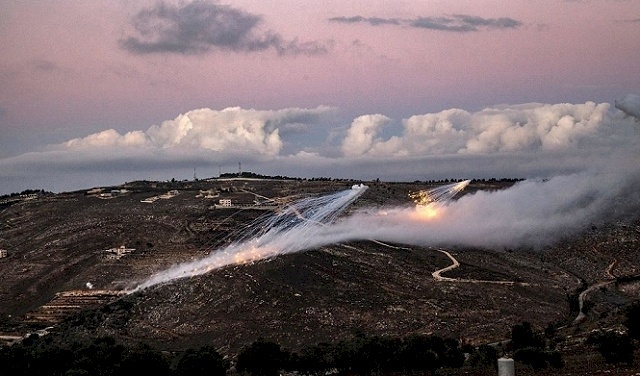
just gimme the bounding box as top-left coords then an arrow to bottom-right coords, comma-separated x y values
130,184 -> 368,292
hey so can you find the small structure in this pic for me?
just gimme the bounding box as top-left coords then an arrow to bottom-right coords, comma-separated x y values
197,189 -> 219,199
141,196 -> 159,203
104,245 -> 135,260
498,357 -> 515,376
0,249 -> 7,258
158,190 -> 180,199
218,199 -> 232,207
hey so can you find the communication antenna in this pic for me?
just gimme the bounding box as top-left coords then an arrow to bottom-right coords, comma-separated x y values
238,162 -> 242,175
193,167 -> 197,181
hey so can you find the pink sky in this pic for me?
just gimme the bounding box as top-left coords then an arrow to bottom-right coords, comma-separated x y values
0,0 -> 639,193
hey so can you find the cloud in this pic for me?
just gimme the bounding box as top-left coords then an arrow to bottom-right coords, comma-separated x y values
328,16 -> 401,26
341,101 -> 628,157
62,106 -> 335,157
341,114 -> 392,157
329,14 -> 522,32
614,94 -> 640,120
617,17 -> 640,23
1,100 -> 639,195
31,59 -> 58,72
120,1 -> 328,55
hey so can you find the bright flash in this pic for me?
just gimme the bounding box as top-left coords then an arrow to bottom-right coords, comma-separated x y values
409,180 -> 470,221
233,246 -> 272,265
414,204 -> 440,219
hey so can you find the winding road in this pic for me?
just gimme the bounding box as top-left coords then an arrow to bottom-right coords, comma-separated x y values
431,249 -> 532,286
572,259 -> 617,325
363,241 -> 533,286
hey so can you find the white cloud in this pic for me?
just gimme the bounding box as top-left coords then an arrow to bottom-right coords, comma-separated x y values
341,114 -> 392,156
342,102 -> 617,157
1,100 -> 638,194
615,94 -> 640,120
61,106 -> 335,157
65,129 -> 148,149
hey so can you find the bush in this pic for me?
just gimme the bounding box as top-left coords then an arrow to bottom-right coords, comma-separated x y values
514,347 -> 549,370
511,322 -> 545,351
625,301 -> 640,340
175,345 -> 227,376
236,338 -> 290,376
469,345 -> 498,369
587,331 -> 635,365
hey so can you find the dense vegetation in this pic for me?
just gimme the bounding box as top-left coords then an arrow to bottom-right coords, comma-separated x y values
0,331 -> 469,376
3,310 -> 640,375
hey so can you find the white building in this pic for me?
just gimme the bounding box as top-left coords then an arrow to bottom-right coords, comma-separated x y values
218,199 -> 232,207
0,249 -> 7,258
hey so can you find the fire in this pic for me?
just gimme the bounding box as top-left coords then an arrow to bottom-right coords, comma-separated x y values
408,180 -> 470,221
414,204 -> 440,220
233,245 -> 272,265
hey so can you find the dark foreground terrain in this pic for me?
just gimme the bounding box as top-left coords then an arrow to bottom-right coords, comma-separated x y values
1,177 -> 640,374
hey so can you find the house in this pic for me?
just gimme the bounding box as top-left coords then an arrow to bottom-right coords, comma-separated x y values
0,249 -> 8,258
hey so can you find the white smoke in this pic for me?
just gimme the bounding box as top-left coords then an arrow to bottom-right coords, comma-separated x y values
130,142 -> 640,292
325,168 -> 639,250
131,184 -> 368,291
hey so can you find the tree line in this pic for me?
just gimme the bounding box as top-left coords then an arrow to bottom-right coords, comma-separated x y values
2,301 -> 639,376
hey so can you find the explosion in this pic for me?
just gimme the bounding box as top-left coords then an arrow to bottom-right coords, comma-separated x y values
130,184 -> 368,292
410,180 -> 470,220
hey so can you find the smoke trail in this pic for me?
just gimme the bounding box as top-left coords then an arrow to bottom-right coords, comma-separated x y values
130,135 -> 638,292
317,164 -> 640,250
130,184 -> 368,292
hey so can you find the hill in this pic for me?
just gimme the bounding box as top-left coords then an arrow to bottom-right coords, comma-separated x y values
1,178 -> 639,373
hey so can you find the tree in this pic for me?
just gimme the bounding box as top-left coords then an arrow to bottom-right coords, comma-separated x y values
119,343 -> 171,376
511,322 -> 544,351
468,345 -> 498,370
293,343 -> 335,376
514,347 -> 549,370
625,301 -> 640,340
400,335 -> 444,376
587,331 -> 635,365
236,338 -> 289,376
175,345 -> 227,376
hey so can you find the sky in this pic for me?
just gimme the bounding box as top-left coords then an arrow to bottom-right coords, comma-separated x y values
0,0 -> 639,194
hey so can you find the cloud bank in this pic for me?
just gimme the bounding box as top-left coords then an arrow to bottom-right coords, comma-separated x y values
121,1 -> 328,55
329,14 -> 522,32
341,102 -> 620,157
63,106 -> 334,156
0,98 -> 638,194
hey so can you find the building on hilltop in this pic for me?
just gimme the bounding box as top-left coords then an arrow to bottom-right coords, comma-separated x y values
218,199 -> 232,207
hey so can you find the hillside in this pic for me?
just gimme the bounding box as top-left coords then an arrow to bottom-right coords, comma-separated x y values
1,178 -> 639,372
